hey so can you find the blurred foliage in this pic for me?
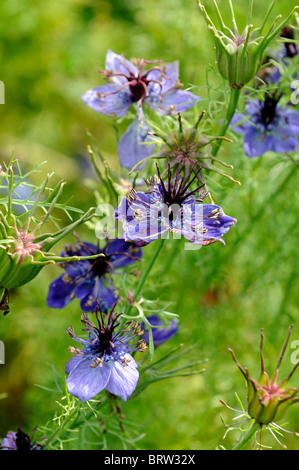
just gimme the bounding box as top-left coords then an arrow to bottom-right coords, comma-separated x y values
0,0 -> 299,451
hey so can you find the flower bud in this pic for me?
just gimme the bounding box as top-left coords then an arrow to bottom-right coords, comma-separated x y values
229,326 -> 299,426
198,1 -> 298,89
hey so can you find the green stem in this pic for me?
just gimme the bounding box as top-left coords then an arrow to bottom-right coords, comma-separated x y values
124,237 -> 166,317
212,87 -> 241,158
42,408 -> 79,449
232,422 -> 260,450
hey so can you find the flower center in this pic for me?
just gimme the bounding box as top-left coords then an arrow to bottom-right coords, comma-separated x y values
154,162 -> 204,210
91,255 -> 112,278
102,57 -> 172,104
128,72 -> 150,102
70,309 -> 147,367
260,94 -> 281,127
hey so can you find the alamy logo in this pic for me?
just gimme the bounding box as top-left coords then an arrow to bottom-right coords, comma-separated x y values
291,340 -> 299,365
0,340 -> 4,364
0,81 -> 4,104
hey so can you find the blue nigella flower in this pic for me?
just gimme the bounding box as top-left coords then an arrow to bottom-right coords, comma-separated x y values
115,163 -> 237,246
47,238 -> 142,312
142,315 -> 179,347
65,307 -> 147,402
1,428 -> 43,450
82,50 -> 200,169
232,92 -> 299,157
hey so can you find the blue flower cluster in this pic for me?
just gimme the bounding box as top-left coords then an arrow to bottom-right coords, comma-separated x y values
43,44 -> 240,404
43,22 -> 298,408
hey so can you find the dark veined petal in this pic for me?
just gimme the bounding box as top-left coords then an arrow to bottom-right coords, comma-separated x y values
105,354 -> 139,402
115,191 -> 154,224
116,199 -> 168,246
66,356 -> 112,402
180,203 -> 236,245
82,84 -> 134,118
117,113 -> 155,169
115,191 -> 169,245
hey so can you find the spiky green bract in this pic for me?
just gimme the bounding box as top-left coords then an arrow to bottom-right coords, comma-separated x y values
0,158 -> 100,314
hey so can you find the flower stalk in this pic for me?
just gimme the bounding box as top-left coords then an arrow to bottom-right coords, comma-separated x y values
232,422 -> 260,450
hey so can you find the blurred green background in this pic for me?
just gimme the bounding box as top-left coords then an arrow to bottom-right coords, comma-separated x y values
0,0 -> 299,450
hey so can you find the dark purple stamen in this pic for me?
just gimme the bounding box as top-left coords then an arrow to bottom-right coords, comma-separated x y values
15,429 -> 32,451
154,160 -> 205,207
260,93 -> 282,127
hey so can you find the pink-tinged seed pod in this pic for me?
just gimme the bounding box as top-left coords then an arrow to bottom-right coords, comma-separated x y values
228,326 -> 299,426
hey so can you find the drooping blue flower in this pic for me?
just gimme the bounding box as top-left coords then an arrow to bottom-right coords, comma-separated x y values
232,93 -> 299,157
47,238 -> 142,312
65,307 -> 147,402
115,163 -> 237,246
142,315 -> 179,347
1,428 -> 43,450
82,50 -> 200,169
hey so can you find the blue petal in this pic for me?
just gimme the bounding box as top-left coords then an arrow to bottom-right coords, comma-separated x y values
243,126 -> 273,157
180,203 -> 237,245
231,112 -> 256,134
147,61 -> 179,95
117,114 -> 155,169
105,239 -> 142,268
282,108 -> 299,133
47,273 -> 77,309
105,50 -> 138,86
79,276 -> 118,312
82,84 -> 134,117
65,356 -> 82,375
62,241 -> 97,258
105,354 -> 139,402
1,432 -> 17,450
270,131 -> 298,153
146,89 -> 200,116
115,192 -> 169,245
64,260 -> 91,278
75,278 -> 95,300
66,357 -> 111,402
